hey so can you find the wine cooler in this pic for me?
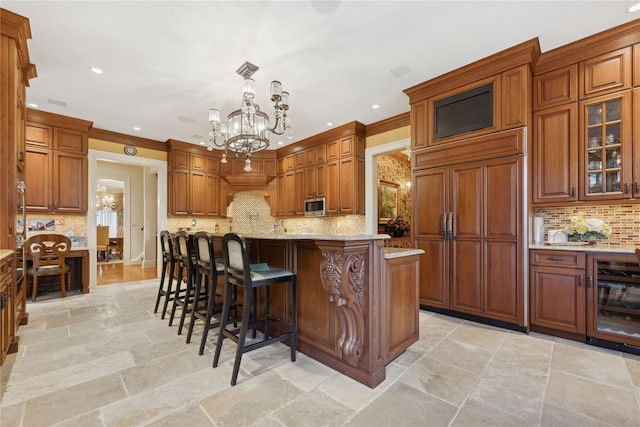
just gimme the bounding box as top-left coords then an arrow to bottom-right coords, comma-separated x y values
587,253 -> 640,354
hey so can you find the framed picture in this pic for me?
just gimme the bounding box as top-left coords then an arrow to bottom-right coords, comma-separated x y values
378,180 -> 399,223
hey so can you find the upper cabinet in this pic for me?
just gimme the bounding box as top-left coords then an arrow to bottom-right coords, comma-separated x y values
532,19 -> 640,205
273,122 -> 365,217
404,39 -> 539,151
579,47 -> 632,99
167,140 -> 226,217
24,111 -> 91,213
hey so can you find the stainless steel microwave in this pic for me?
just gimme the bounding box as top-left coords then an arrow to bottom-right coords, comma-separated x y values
304,197 -> 326,217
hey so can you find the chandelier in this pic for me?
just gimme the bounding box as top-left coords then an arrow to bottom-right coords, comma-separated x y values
96,181 -> 115,210
208,61 -> 292,172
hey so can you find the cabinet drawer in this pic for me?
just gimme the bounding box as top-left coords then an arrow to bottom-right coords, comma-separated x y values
530,249 -> 585,269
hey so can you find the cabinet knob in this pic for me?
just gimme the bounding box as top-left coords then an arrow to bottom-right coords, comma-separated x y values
547,256 -> 564,261
571,186 -> 576,197
588,276 -> 593,288
625,183 -> 631,194
636,182 -> 640,193
579,275 -> 584,287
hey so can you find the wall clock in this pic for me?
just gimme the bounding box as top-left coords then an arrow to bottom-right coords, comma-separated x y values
124,145 -> 137,156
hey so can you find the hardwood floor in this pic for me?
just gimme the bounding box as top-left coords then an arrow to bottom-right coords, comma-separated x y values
96,262 -> 157,285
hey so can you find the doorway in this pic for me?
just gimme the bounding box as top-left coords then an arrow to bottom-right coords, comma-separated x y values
365,138 -> 411,235
88,150 -> 167,289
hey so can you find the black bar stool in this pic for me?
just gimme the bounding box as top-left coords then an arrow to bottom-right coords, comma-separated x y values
213,233 -> 297,386
155,231 -> 178,319
169,231 -> 205,335
186,231 -> 226,354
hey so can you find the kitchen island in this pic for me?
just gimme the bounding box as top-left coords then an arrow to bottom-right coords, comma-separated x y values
205,233 -> 423,388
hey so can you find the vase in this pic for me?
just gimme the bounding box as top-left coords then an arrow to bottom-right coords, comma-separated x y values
392,230 -> 404,238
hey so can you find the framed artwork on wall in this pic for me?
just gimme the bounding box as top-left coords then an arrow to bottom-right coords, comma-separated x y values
378,180 -> 399,223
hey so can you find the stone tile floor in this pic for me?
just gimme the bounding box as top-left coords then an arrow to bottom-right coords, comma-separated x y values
1,279 -> 639,427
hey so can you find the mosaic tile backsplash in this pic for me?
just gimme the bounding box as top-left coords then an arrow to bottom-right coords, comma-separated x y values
534,204 -> 640,247
167,191 -> 365,235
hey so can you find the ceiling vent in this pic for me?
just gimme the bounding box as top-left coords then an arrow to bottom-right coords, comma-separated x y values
390,64 -> 411,78
47,98 -> 67,107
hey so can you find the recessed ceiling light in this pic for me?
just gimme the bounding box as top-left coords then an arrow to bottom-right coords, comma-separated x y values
277,141 -> 284,145
629,2 -> 640,12
327,122 -> 333,126
90,67 -> 103,74
28,103 -> 39,108
133,126 -> 141,131
199,141 -> 205,145
372,104 -> 379,109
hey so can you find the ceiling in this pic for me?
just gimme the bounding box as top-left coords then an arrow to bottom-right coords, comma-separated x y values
4,1 -> 639,150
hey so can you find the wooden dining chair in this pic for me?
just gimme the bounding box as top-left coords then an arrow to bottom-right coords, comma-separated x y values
96,225 -> 111,262
635,248 -> 640,264
24,234 -> 72,302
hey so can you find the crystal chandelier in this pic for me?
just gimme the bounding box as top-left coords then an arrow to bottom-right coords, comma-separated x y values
208,61 -> 292,172
96,181 -> 115,210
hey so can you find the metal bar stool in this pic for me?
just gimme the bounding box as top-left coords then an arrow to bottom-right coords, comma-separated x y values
155,231 -> 178,319
213,233 -> 297,386
186,231 -> 226,354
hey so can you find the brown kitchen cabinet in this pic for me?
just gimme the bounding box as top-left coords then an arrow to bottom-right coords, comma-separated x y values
579,47 -> 632,99
578,90 -> 633,201
533,64 -> 578,111
25,123 -> 88,213
633,88 -> 640,198
167,142 -> 228,217
413,154 -> 524,325
1,252 -> 16,365
532,103 -> 579,203
326,155 -> 364,215
529,249 -> 586,336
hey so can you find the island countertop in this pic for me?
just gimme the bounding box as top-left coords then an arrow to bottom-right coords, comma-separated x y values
529,243 -> 635,254
186,231 -> 390,241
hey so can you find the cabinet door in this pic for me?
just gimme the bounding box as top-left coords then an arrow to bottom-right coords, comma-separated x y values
170,169 -> 190,216
294,168 -> 305,215
633,88 -> 640,198
304,167 -> 317,199
483,157 -> 522,324
315,163 -> 326,198
53,128 -> 87,153
205,174 -> 220,217
189,171 -> 206,216
325,160 -> 340,215
450,164 -> 483,315
413,168 -> 449,308
579,91 -> 632,200
530,266 -> 585,334
533,65 -> 578,110
338,157 -> 355,214
579,47 -> 632,99
53,151 -> 87,213
277,172 -> 295,216
24,147 -> 52,211
501,65 -> 529,129
26,123 -> 52,149
533,104 -> 578,203
410,99 -> 429,150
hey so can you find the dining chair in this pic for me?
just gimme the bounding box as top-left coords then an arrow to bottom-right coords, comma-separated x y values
635,248 -> 640,264
96,225 -> 111,262
24,234 -> 72,302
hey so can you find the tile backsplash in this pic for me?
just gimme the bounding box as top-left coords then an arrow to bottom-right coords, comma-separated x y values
534,204 -> 640,247
167,191 -> 365,235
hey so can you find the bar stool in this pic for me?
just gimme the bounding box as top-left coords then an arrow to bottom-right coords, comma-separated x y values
154,231 -> 178,319
186,231 -> 225,354
213,233 -> 297,386
169,231 -> 205,335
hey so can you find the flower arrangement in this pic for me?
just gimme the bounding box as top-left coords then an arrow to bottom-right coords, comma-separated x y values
567,215 -> 611,241
385,215 -> 410,236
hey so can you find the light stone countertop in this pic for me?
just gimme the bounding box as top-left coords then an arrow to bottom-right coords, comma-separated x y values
383,248 -> 425,259
529,243 -> 636,254
0,249 -> 15,262
187,232 -> 389,241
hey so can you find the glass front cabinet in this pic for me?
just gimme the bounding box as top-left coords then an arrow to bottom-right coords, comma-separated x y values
587,252 -> 640,350
579,91 -> 633,200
